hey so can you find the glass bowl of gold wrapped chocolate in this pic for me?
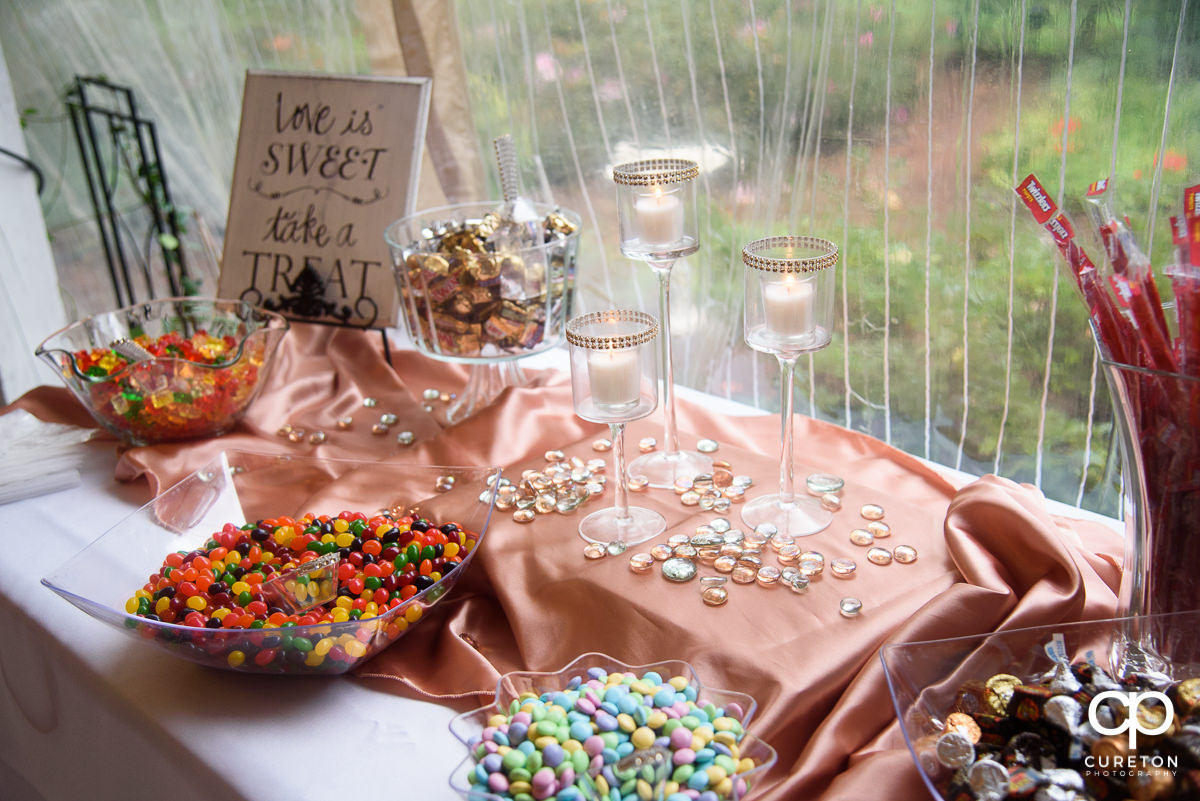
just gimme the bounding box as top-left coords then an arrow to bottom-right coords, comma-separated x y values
880,612 -> 1200,801
385,201 -> 581,363
386,200 -> 581,423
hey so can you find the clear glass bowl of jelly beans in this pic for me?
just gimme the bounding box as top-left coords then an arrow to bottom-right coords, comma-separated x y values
41,451 -> 501,675
35,297 -> 289,446
448,653 -> 779,801
880,611 -> 1200,801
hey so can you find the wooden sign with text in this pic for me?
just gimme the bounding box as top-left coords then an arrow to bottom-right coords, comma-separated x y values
218,71 -> 431,328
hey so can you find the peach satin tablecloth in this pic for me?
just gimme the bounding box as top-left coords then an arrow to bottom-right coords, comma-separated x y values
10,323 -> 1124,800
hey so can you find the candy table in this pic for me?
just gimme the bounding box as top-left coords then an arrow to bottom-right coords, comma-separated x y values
0,323 -> 1125,801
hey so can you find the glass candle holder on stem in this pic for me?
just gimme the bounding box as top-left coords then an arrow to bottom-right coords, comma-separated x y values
741,235 -> 839,537
566,310 -> 665,548
612,158 -> 711,489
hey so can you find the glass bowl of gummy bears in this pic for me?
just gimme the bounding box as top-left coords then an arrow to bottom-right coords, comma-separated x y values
42,450 -> 501,675
35,297 -> 289,446
448,652 -> 779,801
880,611 -> 1200,801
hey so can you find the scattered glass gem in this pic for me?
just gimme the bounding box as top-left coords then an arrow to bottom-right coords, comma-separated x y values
637,437 -> 657,453
733,475 -> 754,489
777,543 -> 801,564
712,497 -> 731,513
893,544 -> 918,564
701,586 -> 729,606
753,522 -> 778,540
662,557 -> 698,582
769,533 -> 795,552
718,543 -> 743,558
736,554 -> 763,569
867,520 -> 891,538
650,544 -> 674,561
711,467 -> 733,488
697,438 -> 719,453
799,551 -> 825,567
607,541 -> 628,556
756,565 -> 782,587
867,547 -> 893,565
711,518 -> 732,533
700,575 -> 728,588
806,473 -> 845,496
723,487 -> 746,502
743,529 -> 769,549
534,494 -> 556,514
513,509 -> 535,524
380,412 -> 398,426
731,564 -> 757,584
713,555 -> 737,574
780,567 -> 800,583
673,477 -> 694,494
586,458 -> 607,472
721,530 -> 743,546
435,475 -> 455,492
839,597 -> 863,618
830,558 -> 857,577
440,392 -> 452,403
692,474 -> 714,490
860,503 -> 885,521
673,543 -> 698,559
820,493 -> 843,512
396,431 -> 416,446
583,542 -> 607,559
276,424 -> 293,437
422,403 -> 434,413
798,558 -> 824,577
667,533 -> 691,547
287,428 -> 305,443
627,475 -> 650,492
363,397 -> 378,408
422,388 -> 440,402
544,449 -> 565,462
696,547 -> 720,565
691,531 -> 724,548
336,416 -> 353,429
308,430 -> 326,444
680,490 -> 700,507
371,422 -> 389,435
849,528 -> 875,547
698,491 -> 719,511
788,575 -> 810,593
592,438 -> 612,452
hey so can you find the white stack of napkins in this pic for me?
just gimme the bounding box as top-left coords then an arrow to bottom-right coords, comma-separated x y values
0,408 -> 96,505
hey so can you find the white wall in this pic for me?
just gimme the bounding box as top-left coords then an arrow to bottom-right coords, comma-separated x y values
0,38 -> 67,404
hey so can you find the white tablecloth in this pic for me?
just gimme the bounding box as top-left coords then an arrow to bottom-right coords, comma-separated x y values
0,442 -> 464,801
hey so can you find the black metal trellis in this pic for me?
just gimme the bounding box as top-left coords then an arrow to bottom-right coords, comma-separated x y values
66,76 -> 194,307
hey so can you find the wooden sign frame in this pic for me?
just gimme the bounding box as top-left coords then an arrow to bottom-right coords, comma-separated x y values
218,70 -> 431,330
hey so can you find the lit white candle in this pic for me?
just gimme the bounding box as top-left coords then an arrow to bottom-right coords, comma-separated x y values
633,185 -> 683,246
587,347 -> 641,406
763,274 -> 816,338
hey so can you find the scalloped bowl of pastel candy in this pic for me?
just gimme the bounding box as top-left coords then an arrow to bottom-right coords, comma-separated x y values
448,652 -> 778,801
879,611 -> 1200,801
41,450 -> 500,675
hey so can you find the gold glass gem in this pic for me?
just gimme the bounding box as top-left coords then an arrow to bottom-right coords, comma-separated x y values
638,437 -> 657,453
680,490 -> 701,507
276,424 -> 293,437
673,544 -> 698,560
544,449 -> 566,462
756,565 -> 782,587
866,547 -> 893,566
668,533 -> 691,547
701,586 -> 729,606
673,477 -> 694,494
736,554 -> 763,569
627,475 -> 650,492
435,475 -> 456,492
893,544 -> 919,564
799,558 -> 824,577
650,544 -> 674,561
308,430 -> 327,444
730,564 -> 757,584
713,555 -> 737,574
838,597 -> 863,617
336,416 -> 353,429
830,558 -> 857,577
371,422 -> 389,435
583,542 -> 608,559
696,547 -> 720,565
820,493 -> 843,512
777,543 -> 801,564
799,551 -> 825,567
867,520 -> 891,538
849,528 -> 875,547
592,438 -> 613,452
287,429 -> 305,443
513,509 -> 536,523
860,503 -> 885,520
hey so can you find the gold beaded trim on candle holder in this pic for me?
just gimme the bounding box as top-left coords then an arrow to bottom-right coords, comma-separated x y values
742,235 -> 838,274
566,309 -> 659,350
612,158 -> 700,187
